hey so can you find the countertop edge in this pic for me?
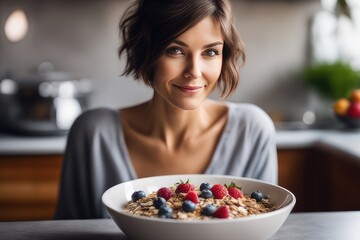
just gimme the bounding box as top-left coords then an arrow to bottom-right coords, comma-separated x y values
0,130 -> 359,159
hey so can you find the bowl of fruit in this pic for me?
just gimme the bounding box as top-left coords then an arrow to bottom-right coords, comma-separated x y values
333,89 -> 360,128
102,174 -> 295,240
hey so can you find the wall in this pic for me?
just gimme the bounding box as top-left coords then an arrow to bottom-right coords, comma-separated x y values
0,0 -> 322,121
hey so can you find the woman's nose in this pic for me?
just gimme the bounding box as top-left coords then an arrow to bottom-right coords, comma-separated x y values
183,56 -> 202,80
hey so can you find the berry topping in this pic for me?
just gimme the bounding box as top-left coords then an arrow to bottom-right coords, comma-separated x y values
131,190 -> 146,202
185,191 -> 199,204
175,179 -> 195,194
200,189 -> 213,199
251,191 -> 265,202
158,205 -> 173,218
157,187 -> 174,201
153,197 -> 166,209
200,182 -> 212,191
124,181 -> 275,221
182,200 -> 196,212
201,204 -> 217,216
225,182 -> 243,199
213,205 -> 229,219
210,184 -> 228,199
228,187 -> 243,199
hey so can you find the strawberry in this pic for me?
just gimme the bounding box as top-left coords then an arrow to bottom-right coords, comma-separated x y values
185,191 -> 199,204
228,188 -> 243,199
210,184 -> 228,199
175,179 -> 194,194
225,181 -> 243,199
213,205 -> 229,218
157,187 -> 174,201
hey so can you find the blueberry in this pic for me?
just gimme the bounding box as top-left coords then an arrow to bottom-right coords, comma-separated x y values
251,190 -> 265,202
201,204 -> 217,216
153,197 -> 166,209
200,182 -> 212,191
158,205 -> 173,218
182,200 -> 196,212
200,189 -> 213,199
131,190 -> 146,202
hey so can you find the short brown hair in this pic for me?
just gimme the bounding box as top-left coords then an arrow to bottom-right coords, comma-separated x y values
118,0 -> 245,98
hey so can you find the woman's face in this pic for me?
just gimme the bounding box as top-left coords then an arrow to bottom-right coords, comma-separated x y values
152,16 -> 224,110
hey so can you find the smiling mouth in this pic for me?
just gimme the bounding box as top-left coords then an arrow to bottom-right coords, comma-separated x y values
174,85 -> 204,93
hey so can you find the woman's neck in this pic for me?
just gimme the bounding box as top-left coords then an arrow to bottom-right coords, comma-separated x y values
143,96 -> 213,150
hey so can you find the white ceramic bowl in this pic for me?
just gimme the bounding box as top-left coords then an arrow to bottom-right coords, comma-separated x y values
102,174 -> 295,240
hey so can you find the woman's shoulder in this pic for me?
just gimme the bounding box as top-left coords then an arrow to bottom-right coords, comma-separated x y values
227,102 -> 275,134
75,107 -> 118,123
70,107 -> 120,134
228,102 -> 270,118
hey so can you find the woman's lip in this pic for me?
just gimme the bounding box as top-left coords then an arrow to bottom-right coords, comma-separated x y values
174,85 -> 203,93
178,86 -> 203,90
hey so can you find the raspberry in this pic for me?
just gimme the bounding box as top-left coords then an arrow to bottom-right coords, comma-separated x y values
228,187 -> 243,199
175,179 -> 194,194
213,205 -> 229,219
210,184 -> 228,199
184,191 -> 199,204
157,187 -> 174,201
225,182 -> 243,199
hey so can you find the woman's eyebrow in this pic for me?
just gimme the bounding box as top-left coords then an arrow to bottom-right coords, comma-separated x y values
172,40 -> 223,48
203,41 -> 223,48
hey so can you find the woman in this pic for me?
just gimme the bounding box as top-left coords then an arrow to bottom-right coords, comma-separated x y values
55,0 -> 277,219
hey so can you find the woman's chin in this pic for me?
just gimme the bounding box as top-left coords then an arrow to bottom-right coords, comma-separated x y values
169,99 -> 206,111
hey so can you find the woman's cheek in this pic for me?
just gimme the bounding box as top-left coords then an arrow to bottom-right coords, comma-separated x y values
155,58 -> 183,82
205,59 -> 222,81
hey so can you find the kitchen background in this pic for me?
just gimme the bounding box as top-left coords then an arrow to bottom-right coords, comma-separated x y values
3,0 -> 359,132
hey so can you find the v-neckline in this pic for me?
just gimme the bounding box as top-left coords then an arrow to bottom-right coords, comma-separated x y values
116,102 -> 233,179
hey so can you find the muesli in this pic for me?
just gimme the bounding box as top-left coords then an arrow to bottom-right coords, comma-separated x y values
124,180 -> 275,220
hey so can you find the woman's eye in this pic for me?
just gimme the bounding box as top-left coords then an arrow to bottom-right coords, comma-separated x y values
203,49 -> 220,57
166,47 -> 183,56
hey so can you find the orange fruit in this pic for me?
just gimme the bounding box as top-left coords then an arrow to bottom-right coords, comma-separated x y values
333,98 -> 350,116
350,89 -> 360,102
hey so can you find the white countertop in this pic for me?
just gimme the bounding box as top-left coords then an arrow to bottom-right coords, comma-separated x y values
0,134 -> 67,155
275,129 -> 360,159
0,129 -> 359,159
1,212 -> 360,240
